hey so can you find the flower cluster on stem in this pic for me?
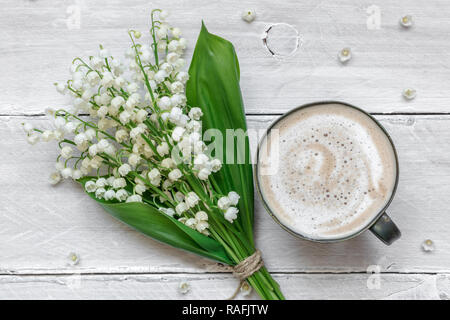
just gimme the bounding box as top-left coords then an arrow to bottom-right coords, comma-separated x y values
23,9 -> 240,235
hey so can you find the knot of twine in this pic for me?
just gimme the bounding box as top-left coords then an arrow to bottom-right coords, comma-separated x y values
227,249 -> 264,300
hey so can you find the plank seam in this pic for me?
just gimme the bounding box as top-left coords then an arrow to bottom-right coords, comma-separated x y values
1,271 -> 449,277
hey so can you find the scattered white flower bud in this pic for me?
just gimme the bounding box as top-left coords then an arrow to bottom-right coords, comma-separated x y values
240,282 -> 252,296
242,9 -> 256,22
402,88 -> 416,100
178,281 -> 190,294
154,70 -> 168,83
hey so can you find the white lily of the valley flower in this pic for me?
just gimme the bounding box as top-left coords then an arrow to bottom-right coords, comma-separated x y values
135,184 -> 147,195
61,167 -> 73,179
169,168 -> 182,181
85,181 -> 97,192
197,167 -> 211,180
228,191 -> 240,206
126,194 -> 142,203
188,107 -> 203,120
185,192 -> 200,208
116,189 -> 129,201
118,163 -> 132,176
185,218 -> 197,229
195,211 -> 208,222
61,146 -> 73,159
113,177 -> 127,189
175,202 -> 188,214
196,220 -> 209,233
160,207 -> 175,217
95,187 -> 106,199
104,189 -> 116,201
218,196 -> 231,210
225,207 -> 239,223
172,126 -> 185,142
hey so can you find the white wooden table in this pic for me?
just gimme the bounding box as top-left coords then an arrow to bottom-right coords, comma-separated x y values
1,0 -> 450,299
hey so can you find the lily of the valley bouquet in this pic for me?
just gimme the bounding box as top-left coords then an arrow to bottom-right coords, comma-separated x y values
23,9 -> 284,300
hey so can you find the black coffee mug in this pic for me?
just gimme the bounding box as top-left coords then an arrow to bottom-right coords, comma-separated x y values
255,101 -> 401,245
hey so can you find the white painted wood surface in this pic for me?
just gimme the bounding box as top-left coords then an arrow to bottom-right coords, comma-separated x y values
1,0 -> 449,299
2,0 -> 450,114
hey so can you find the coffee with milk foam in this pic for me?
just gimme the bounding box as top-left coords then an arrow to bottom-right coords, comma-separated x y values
257,103 -> 397,240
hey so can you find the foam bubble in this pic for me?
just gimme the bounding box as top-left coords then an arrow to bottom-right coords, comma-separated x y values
258,103 -> 397,240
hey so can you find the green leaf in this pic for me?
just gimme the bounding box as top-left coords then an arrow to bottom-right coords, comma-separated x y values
186,22 -> 255,247
78,178 -> 233,265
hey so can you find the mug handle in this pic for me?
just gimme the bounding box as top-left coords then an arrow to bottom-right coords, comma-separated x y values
369,212 -> 401,245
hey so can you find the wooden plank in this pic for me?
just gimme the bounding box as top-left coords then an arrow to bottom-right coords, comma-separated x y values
1,114 -> 449,274
1,0 -> 450,114
0,273 -> 448,299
